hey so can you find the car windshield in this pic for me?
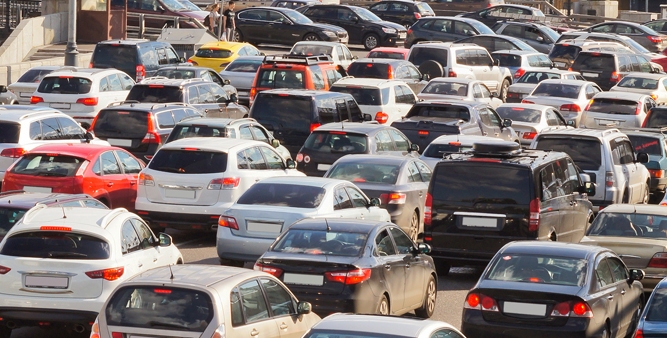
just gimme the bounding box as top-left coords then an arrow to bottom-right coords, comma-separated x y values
167,125 -> 229,143
470,20 -> 494,35
548,45 -> 581,61
91,45 -> 137,71
161,0 -> 188,11
272,229 -> 368,256
628,135 -> 663,156
367,51 -> 404,59
304,131 -> 368,154
645,288 -> 667,322
17,68 -> 57,83
155,69 -> 198,79
304,330 -> 412,338
0,122 -> 20,143
406,105 -> 470,121
517,72 -> 561,84
224,59 -> 262,72
148,150 -> 228,174
645,109 -> 667,128
237,183 -> 326,208
10,154 -> 84,177
0,231 -> 110,259
534,137 -> 602,170
409,47 -> 447,67
327,163 -> 400,184
587,212 -> 667,239
0,207 -> 27,239
531,83 -> 581,99
285,10 -> 313,24
126,85 -> 184,103
587,98 -> 639,115
38,77 -> 93,94
177,0 -> 200,11
622,37 -> 650,53
496,106 -> 543,123
415,2 -> 432,13
433,164 -> 531,205
351,7 -> 381,22
195,48 -> 233,58
421,82 -> 468,96
541,25 -> 561,42
347,63 -> 390,79
257,69 -> 305,89
423,143 -> 471,158
617,76 -> 659,90
329,86 -> 386,106
486,254 -> 587,286
573,54 -> 615,71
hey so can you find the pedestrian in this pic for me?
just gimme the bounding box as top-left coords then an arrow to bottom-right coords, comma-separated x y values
222,1 -> 236,42
205,2 -> 221,38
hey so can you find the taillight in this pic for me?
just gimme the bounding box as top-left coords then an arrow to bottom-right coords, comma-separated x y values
375,112 -> 389,124
208,177 -> 240,189
138,173 -> 154,186
648,35 -> 663,44
551,301 -> 593,318
424,193 -> 432,226
413,12 -> 421,19
522,131 -> 537,140
0,265 -> 10,274
648,252 -> 667,268
651,93 -> 658,101
76,97 -> 99,106
30,96 -> 43,104
560,104 -> 581,113
481,295 -> 499,311
88,62 -> 94,68
463,293 -> 497,311
522,100 -> 534,104
418,130 -> 429,136
325,268 -> 371,285
379,192 -> 407,205
529,198 -> 540,232
643,111 -> 651,127
250,87 -> 257,99
254,263 -> 283,277
142,115 -> 161,144
407,28 -> 413,35
0,147 -> 25,158
296,153 -> 304,162
218,215 -> 239,230
85,267 -> 124,281
90,317 -> 100,338
310,122 -> 321,132
464,293 -> 480,309
212,324 -> 226,338
111,332 -> 123,338
551,302 -> 570,316
610,71 -> 621,83
649,169 -> 665,178
514,68 -> 525,79
136,65 -> 146,82
387,65 -> 394,79
448,69 -> 457,77
584,99 -> 594,111
635,329 -> 644,338
635,103 -> 642,115
605,171 -> 614,187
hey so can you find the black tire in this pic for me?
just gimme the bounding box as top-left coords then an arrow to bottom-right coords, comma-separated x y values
220,258 -> 245,267
601,323 -> 610,338
303,33 -> 320,41
364,33 -> 380,50
415,275 -> 436,318
418,60 -> 444,79
500,78 -> 510,102
234,30 -> 243,43
408,211 -> 420,242
0,326 -> 11,338
434,258 -> 450,276
377,294 -> 390,315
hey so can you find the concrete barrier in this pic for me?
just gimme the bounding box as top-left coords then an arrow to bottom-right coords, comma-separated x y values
0,53 -> 92,85
0,12 -> 69,67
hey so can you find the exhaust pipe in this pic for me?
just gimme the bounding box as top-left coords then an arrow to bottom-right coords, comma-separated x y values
6,321 -> 16,329
73,324 -> 86,333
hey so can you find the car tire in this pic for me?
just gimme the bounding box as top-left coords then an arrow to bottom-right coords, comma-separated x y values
0,326 -> 11,338
234,30 -> 244,43
408,210 -> 419,242
418,60 -> 444,79
415,275 -> 436,318
377,294 -> 390,315
601,323 -> 610,338
364,33 -> 380,50
500,78 -> 510,102
220,258 -> 245,267
434,259 -> 450,276
304,33 -> 320,41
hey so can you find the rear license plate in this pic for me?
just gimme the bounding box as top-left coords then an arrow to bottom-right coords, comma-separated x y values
107,138 -> 133,147
50,103 -> 71,109
582,72 -> 599,78
503,302 -> 547,316
597,119 -> 618,126
23,186 -> 52,193
19,92 -> 32,98
24,275 -> 68,289
317,164 -> 331,171
247,221 -> 282,233
398,33 -> 406,39
461,216 -> 498,228
554,62 -> 566,67
283,273 -> 324,286
164,189 -> 196,199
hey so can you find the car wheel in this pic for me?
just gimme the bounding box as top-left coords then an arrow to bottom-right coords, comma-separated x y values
234,30 -> 243,43
0,326 -> 11,338
433,258 -> 450,276
415,275 -> 436,318
364,33 -> 380,50
304,33 -> 320,41
220,258 -> 245,267
408,211 -> 419,242
601,323 -> 610,338
500,79 -> 510,102
377,294 -> 390,315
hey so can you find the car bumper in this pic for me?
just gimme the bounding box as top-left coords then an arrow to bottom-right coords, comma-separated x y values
426,247 -> 497,267
0,307 -> 98,330
650,177 -> 667,193
462,310 -> 591,338
0,293 -> 109,329
216,227 -> 275,262
135,199 -> 234,231
295,289 -> 377,317
382,35 -> 405,47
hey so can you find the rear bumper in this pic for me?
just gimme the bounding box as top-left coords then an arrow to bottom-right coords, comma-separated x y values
462,309 -> 590,338
295,287 -> 377,317
0,292 -> 109,328
216,227 -> 275,262
0,307 -> 97,329
650,177 -> 667,193
135,198 -> 233,231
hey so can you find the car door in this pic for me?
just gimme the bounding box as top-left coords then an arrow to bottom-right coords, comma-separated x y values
607,257 -> 641,338
237,9 -> 270,43
259,278 -> 306,338
115,150 -> 143,209
396,84 -> 416,119
593,256 -> 624,336
389,226 -> 424,309
552,158 -> 578,242
228,279 -> 281,338
118,219 -> 152,278
129,218 -> 164,267
332,186 -> 361,219
475,50 -> 498,91
95,150 -> 131,209
538,163 -> 569,241
478,107 -> 503,138
374,228 -> 406,313
345,185 -> 374,220
268,10 -> 301,45
619,139 -> 641,202
334,8 -> 363,44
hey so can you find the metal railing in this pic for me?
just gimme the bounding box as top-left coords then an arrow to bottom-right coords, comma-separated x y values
126,12 -> 211,39
1,0 -> 39,32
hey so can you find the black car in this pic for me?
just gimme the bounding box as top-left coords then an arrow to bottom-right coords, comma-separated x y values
270,0 -> 318,9
455,34 -> 537,53
90,39 -> 183,82
345,58 -> 429,94
491,21 -> 560,54
154,64 -> 235,96
404,16 -> 495,48
297,122 -> 418,177
255,218 -> 437,317
458,4 -> 545,28
571,51 -> 656,91
461,241 -> 644,338
299,4 -> 407,50
425,142 -> 595,274
644,19 -> 667,34
644,106 -> 667,128
368,0 -> 434,28
235,7 -> 348,47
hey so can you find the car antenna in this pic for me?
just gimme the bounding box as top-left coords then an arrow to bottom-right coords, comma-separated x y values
325,218 -> 331,232
169,264 -> 175,280
61,204 -> 67,219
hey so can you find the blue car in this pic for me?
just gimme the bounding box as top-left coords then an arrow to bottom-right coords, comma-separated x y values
635,277 -> 667,338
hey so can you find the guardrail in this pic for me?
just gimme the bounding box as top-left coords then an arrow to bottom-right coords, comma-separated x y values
0,0 -> 39,32
126,12 -> 211,39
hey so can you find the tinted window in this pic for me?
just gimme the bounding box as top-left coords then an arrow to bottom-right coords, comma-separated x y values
116,151 -> 143,174
628,135 -> 662,156
617,76 -> 658,89
225,59 -> 263,72
517,71 -> 561,84
347,63 -> 390,79
10,154 -> 83,177
367,51 -> 405,60
375,229 -> 396,256
168,125 -> 227,142
237,183 -> 325,208
272,229 -> 367,256
423,143 -> 471,158
596,258 -> 614,289
260,279 -> 296,316
17,68 -> 57,83
573,54 -> 616,71
148,150 -> 227,174
92,45 -> 137,71
93,110 -> 148,139
257,69 -> 304,89
0,123 -> 20,143
330,86 -> 383,106
646,108 -> 667,128
421,81 -> 468,96
38,77 -> 92,94
587,212 -> 667,239
195,48 -> 233,58
303,131 -> 368,154
327,163 -> 399,184
409,47 -> 447,67
389,227 -> 413,254
251,94 -> 313,129
534,138 -> 601,170
646,288 -> 667,322
238,280 -> 269,323
0,208 -> 27,238
0,231 -> 110,259
433,164 -> 531,205
493,53 -> 522,67
126,85 -> 183,103
487,254 -> 587,286
587,98 -> 639,115
406,105 -> 470,121
496,106 -> 542,123
531,83 -> 581,99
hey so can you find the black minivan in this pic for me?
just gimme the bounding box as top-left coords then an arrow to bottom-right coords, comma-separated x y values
424,142 -> 595,275
571,51 -> 655,91
90,39 -> 183,82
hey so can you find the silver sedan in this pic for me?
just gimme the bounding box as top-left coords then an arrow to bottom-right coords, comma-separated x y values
610,72 -> 667,105
521,79 -> 603,127
417,78 -> 503,108
303,314 -> 467,338
219,56 -> 264,106
495,103 -> 572,147
506,69 -> 585,103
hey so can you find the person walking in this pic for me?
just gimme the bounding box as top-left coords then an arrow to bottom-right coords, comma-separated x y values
205,3 -> 221,38
222,1 -> 236,42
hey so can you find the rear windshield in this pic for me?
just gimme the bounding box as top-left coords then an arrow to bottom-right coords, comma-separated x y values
92,45 -> 137,70
17,68 -> 57,83
0,231 -> 110,259
38,77 -> 93,94
496,106 -> 542,123
304,131 -> 368,154
646,288 -> 667,322
617,76 -> 659,90
534,138 -> 602,170
406,105 -> 470,121
367,51 -> 404,60
154,69 -> 197,79
93,110 -> 148,139
587,212 -> 667,239
327,163 -> 400,184
573,54 -> 615,71
517,72 -> 561,84
531,83 -> 581,99
166,125 -> 229,143
148,150 -> 227,174
548,45 -> 581,61
629,135 -> 662,156
486,254 -> 587,286
126,85 -> 183,103
194,48 -> 233,58
587,98 -> 638,115
409,47 -> 447,67
272,229 -> 367,256
105,286 -> 213,332
421,82 -> 468,96
330,86 -> 386,106
257,69 -> 305,89
423,143 -> 470,158
225,59 -> 262,72
237,183 -> 325,208
10,154 -> 84,177
251,94 -> 314,130
416,2 -> 432,12
291,45 -> 333,57
347,63 -> 390,79
433,164 -> 531,205
646,108 -> 667,128
0,123 -> 20,143
0,207 -> 27,239
493,53 -> 522,68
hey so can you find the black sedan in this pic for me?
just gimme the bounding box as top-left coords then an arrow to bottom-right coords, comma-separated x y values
254,218 -> 437,317
462,241 -> 645,338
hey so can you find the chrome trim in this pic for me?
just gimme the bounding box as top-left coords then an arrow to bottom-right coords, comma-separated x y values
18,271 -> 77,277
159,184 -> 203,190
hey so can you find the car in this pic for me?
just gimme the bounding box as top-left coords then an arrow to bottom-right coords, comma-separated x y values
30,67 -> 134,128
633,277 -> 667,338
298,4 -> 407,50
548,40 -> 637,70
417,78 -> 503,109
117,0 -> 207,30
219,55 -> 263,106
8,66 -> 65,105
324,155 -> 430,240
249,89 -> 368,157
89,102 -> 202,163
580,92 -> 656,129
461,241 -> 644,338
368,0 -> 435,28
418,134 -> 506,169
271,0 -> 319,9
491,21 -> 560,54
506,69 -> 585,103
302,314 -> 466,338
531,128 -> 651,211
457,4 -> 545,28
585,21 -> 667,53
454,34 -> 538,53
1,143 -> 145,210
165,117 -> 292,160
391,101 -> 519,152
0,206 -> 183,337
406,42 -> 514,101
644,106 -> 667,128
403,16 -> 495,48
216,176 -> 391,266
135,138 -> 303,232
155,64 -> 240,97
330,78 -> 418,125
126,77 -> 248,118
187,41 -> 262,72
289,41 -> 357,70
644,19 -> 667,34
490,50 -> 552,80
91,264 -> 320,338
255,218 -> 436,316
495,103 -> 570,147
89,39 -> 183,82
235,6 -> 349,47
425,142 -> 596,274
624,129 -> 667,200
346,58 -> 429,94
609,73 -> 667,105
521,79 -> 602,127
571,51 -> 658,91
366,46 -> 409,59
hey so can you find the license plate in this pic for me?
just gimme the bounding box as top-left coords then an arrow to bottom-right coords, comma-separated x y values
19,92 -> 32,97
317,164 -> 331,171
283,273 -> 324,286
582,72 -> 599,78
597,119 -> 618,126
398,33 -> 406,39
107,138 -> 133,147
554,62 -> 565,67
24,275 -> 68,289
50,103 -> 71,109
23,186 -> 52,193
503,302 -> 547,316
461,216 -> 497,228
164,189 -> 196,199
247,221 -> 282,233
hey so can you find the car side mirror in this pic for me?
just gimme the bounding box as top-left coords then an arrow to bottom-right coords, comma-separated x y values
282,20 -> 292,25
567,120 -> 575,127
636,152 -> 649,164
223,78 -> 231,85
536,36 -> 544,43
630,269 -> 644,282
352,56 -> 358,60
409,143 -> 419,152
417,243 -> 431,254
159,233 -> 173,247
421,73 -> 430,81
179,57 -> 186,63
579,173 -> 591,183
363,113 -> 372,121
466,30 -> 476,36
286,159 -> 296,169
578,181 -> 596,196
297,301 -> 312,314
493,59 -> 500,67
0,85 -> 7,93
271,139 -> 280,148
490,92 -> 498,98
369,197 -> 380,207
502,118 -> 512,128
84,131 -> 94,143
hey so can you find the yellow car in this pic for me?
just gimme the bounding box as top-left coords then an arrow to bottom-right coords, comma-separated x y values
188,41 -> 262,72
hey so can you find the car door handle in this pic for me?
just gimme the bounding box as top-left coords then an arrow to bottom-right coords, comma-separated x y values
130,181 -> 137,185
621,289 -> 626,295
419,192 -> 423,197
107,182 -> 114,187
494,133 -> 499,137
570,201 -> 577,206
153,257 -> 158,262
138,263 -> 143,268
607,295 -> 614,300
384,264 -> 391,270
251,329 -> 260,336
280,323 -> 288,330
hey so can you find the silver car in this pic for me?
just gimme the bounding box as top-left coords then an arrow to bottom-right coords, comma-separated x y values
491,49 -> 552,80
302,313 -> 466,338
506,69 -> 585,103
219,56 -> 264,106
522,79 -> 603,127
216,176 -> 391,266
417,78 -> 503,108
610,72 -> 667,105
580,91 -> 656,129
8,66 -> 64,104
495,103 -> 571,147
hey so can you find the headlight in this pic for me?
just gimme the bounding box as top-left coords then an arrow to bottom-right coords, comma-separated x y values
382,27 -> 397,34
322,30 -> 336,37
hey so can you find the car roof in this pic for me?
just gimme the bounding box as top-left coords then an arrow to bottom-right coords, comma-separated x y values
537,79 -> 589,85
293,41 -> 346,47
620,128 -> 667,138
16,206 -> 128,233
599,203 -> 667,215
315,122 -> 389,133
430,134 -> 508,145
422,16 -> 484,25
538,127 -> 624,139
523,69 -> 578,75
0,191 -> 98,209
593,20 -> 643,27
333,77 -> 405,87
258,88 -> 350,98
368,47 -> 409,53
175,117 -> 237,126
156,65 -> 214,72
138,78 -> 206,86
102,102 -> 192,112
28,143 -> 119,159
332,154 -> 414,166
259,176 -> 346,188
620,72 -> 667,80
0,108 -> 65,122
290,218 -> 388,234
593,91 -> 647,100
160,137 -> 265,152
412,100 -> 481,109
492,50 -> 544,56
427,77 -> 478,85
47,68 -> 120,78
126,264 -> 266,287
227,56 -> 265,62
498,103 -> 553,111
98,38 -> 151,45
312,314 -> 457,335
500,241 -> 607,259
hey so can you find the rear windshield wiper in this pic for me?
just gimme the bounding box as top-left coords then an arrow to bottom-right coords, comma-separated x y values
148,321 -> 191,330
47,251 -> 87,258
36,171 -> 69,177
154,167 -> 182,173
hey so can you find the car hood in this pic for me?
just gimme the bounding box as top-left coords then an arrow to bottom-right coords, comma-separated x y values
508,83 -> 538,94
309,23 -> 347,33
376,20 -> 406,31
180,10 -> 207,20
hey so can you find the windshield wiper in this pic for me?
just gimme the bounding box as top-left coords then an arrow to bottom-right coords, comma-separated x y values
156,167 -> 181,173
36,171 -> 68,177
47,251 -> 87,258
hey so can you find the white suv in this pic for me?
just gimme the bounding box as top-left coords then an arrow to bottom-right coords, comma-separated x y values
0,206 -> 183,337
135,138 -> 305,232
407,42 -> 513,101
30,68 -> 135,128
330,78 -> 417,125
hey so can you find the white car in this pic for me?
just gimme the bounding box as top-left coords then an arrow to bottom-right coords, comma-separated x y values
330,78 -> 417,125
216,176 -> 391,266
419,134 -> 507,169
30,68 -> 135,128
610,72 -> 667,105
522,79 -> 602,127
495,103 -> 572,147
580,91 -> 656,129
417,78 -> 503,108
135,138 -> 304,233
290,41 -> 356,70
0,206 -> 183,337
8,66 -> 65,105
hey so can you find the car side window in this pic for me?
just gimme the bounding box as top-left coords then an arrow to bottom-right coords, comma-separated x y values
607,257 -> 628,283
240,126 -> 254,140
540,163 -> 559,201
99,76 -> 110,92
310,65 -> 325,90
334,187 -> 353,210
455,50 -> 468,66
595,258 -> 614,290
407,161 -> 422,182
472,84 -> 483,98
415,161 -> 432,182
29,121 -> 42,140
389,227 -> 413,254
545,109 -> 560,126
375,229 -> 397,256
407,65 -> 421,80
553,158 -> 569,196
57,117 -> 85,138
237,150 -> 250,169
393,85 -> 404,104
375,130 -> 395,151
83,199 -> 107,208
454,21 -> 475,36
260,278 -> 296,316
131,218 -> 156,249
172,109 -> 187,123
116,150 -> 143,174
259,146 -> 283,170
480,84 -> 491,98
100,151 -> 121,175
345,187 -> 367,208
389,129 -> 410,152
107,74 -> 124,91
431,329 -> 464,338
238,279 -> 270,323
119,73 -> 135,90
502,24 -> 523,38
166,48 -> 180,64
230,289 -> 245,326
198,85 -> 216,103
612,140 -> 635,165
41,118 -> 62,140
121,220 -> 141,254
592,23 -> 613,33
156,111 -> 175,129
394,66 -> 410,80
245,146 -> 267,170
399,85 -> 416,104
251,126 -> 270,143
188,86 -> 199,104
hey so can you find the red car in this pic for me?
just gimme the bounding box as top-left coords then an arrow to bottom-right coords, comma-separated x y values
366,47 -> 409,60
1,144 -> 144,211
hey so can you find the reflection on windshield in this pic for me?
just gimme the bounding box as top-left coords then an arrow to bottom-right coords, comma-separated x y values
487,254 -> 587,286
531,83 -> 581,99
162,0 -> 188,11
351,7 -> 381,22
587,212 -> 667,240
285,10 -> 313,24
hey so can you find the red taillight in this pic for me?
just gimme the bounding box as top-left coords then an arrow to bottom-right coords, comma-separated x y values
325,268 -> 371,285
76,97 -> 99,106
153,288 -> 172,294
522,132 -> 537,140
413,12 -> 421,19
0,147 -> 25,158
310,122 -> 321,132
379,192 -> 407,205
560,104 -> 581,113
208,177 -> 240,189
465,293 -> 480,309
407,28 -> 413,35
375,112 -> 389,124
522,100 -> 534,104
464,293 -> 497,311
136,65 -> 146,82
85,267 -> 124,281
30,96 -> 43,104
218,216 -> 239,230
387,65 -> 394,79
448,69 -> 457,77
605,171 -> 614,187
111,332 -> 123,338
254,263 -> 283,277
0,265 -> 10,274
250,87 -> 257,99
610,71 -> 621,83
481,295 -> 499,311
648,252 -> 667,268
424,192 -> 432,226
649,169 -> 665,178
138,173 -> 154,186
514,68 -> 526,79
551,301 -> 593,317
88,62 -> 93,68
296,153 -> 304,162
643,111 -> 651,127
551,301 -> 570,316
529,198 -> 540,232
635,329 -> 644,338
648,35 -> 663,44
635,103 -> 642,115
142,115 -> 161,144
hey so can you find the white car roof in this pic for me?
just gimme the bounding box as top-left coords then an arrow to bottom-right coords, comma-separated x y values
313,314 -> 460,337
159,137 -> 267,153
258,176 -> 347,188
593,91 -> 647,100
498,103 -> 554,111
426,78 -> 478,85
46,68 -> 121,79
429,134 -> 507,145
292,41 -> 345,47
333,78 -> 405,88
537,79 -> 591,86
0,109 -> 69,123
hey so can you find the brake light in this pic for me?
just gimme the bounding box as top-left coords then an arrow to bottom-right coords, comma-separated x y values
529,198 -> 540,232
88,62 -> 94,68
481,295 -> 499,311
218,216 -> 239,230
0,265 -> 10,274
649,169 -> 664,178
30,96 -> 43,104
407,28 -> 413,35
387,65 -> 394,79
329,131 -> 347,135
85,267 -> 124,281
551,301 -> 593,317
325,268 -> 371,285
310,122 -> 321,132
635,329 -> 644,338
635,103 -> 642,115
584,99 -> 594,111
296,153 -> 304,162
643,111 -> 651,127
254,263 -> 283,277
375,112 -> 389,124
142,115 -> 161,144
522,100 -> 534,104
605,171 -> 614,187
464,293 -> 498,311
560,104 -> 581,113
76,97 -> 99,106
0,148 -> 25,158
514,68 -> 525,79
418,130 -> 429,136
208,177 -> 240,189
111,332 -> 122,338
424,193 -> 432,226
153,288 -> 172,294
648,252 -> 667,268
413,12 -> 421,19
464,293 -> 480,309
250,87 -> 257,99
448,69 -> 457,77
610,71 -> 621,83
138,173 -> 154,186
40,226 -> 72,231
379,192 -> 407,205
136,65 -> 146,82
551,301 -> 570,316
651,93 -> 658,101
522,132 -> 537,140
90,317 -> 101,338
648,35 -> 663,44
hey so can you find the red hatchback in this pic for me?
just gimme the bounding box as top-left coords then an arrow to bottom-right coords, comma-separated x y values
1,144 -> 144,211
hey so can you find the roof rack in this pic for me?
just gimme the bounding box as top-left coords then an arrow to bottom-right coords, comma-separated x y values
18,110 -> 59,120
107,100 -> 141,108
100,208 -> 128,228
619,127 -> 667,135
150,102 -> 189,110
229,117 -> 258,125
262,54 -> 333,65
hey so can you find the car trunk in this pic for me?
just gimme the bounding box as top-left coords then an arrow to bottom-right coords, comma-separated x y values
299,131 -> 369,176
229,205 -> 314,240
91,45 -> 138,80
392,117 -> 463,152
579,236 -> 663,269
34,76 -> 95,113
584,98 -> 640,128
